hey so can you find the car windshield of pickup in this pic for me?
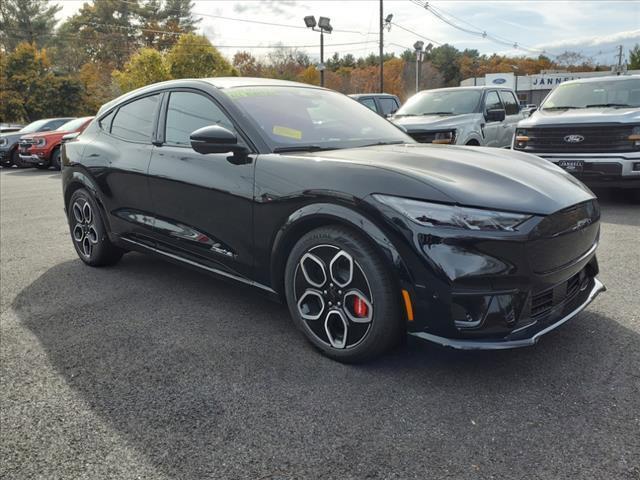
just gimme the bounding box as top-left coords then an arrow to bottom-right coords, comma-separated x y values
541,78 -> 640,110
394,90 -> 482,116
225,86 -> 411,151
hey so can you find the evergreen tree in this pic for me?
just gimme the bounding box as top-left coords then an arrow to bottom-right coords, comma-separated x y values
0,0 -> 61,51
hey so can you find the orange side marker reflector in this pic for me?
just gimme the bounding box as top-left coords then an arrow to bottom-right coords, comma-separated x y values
402,289 -> 414,322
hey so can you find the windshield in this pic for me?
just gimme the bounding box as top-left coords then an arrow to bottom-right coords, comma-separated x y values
541,78 -> 640,109
395,90 -> 482,116
224,86 -> 411,150
56,117 -> 91,132
20,119 -> 50,133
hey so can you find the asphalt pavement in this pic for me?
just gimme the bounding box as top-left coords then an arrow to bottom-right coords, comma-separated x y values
1,168 -> 639,479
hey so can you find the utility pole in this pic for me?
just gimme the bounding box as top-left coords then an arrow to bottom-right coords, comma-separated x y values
320,31 -> 325,86
616,44 -> 623,75
379,0 -> 384,93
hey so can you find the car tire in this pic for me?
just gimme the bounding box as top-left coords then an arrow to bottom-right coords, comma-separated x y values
51,147 -> 61,171
68,189 -> 124,267
284,225 -> 403,363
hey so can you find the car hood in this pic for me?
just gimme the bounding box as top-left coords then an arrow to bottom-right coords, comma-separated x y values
391,113 -> 477,131
28,130 -> 68,140
305,144 -> 594,215
519,106 -> 640,127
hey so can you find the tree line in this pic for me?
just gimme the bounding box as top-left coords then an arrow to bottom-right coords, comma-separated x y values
1,0 -> 639,123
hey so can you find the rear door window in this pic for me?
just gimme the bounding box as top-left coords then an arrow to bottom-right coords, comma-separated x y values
111,94 -> 161,142
359,98 -> 378,112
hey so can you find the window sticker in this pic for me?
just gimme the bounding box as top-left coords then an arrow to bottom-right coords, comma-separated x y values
272,125 -> 302,139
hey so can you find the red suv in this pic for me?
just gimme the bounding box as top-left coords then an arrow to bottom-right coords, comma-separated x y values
19,117 -> 93,170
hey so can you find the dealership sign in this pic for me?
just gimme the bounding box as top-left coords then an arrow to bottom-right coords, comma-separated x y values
485,73 -> 515,90
529,73 -> 586,90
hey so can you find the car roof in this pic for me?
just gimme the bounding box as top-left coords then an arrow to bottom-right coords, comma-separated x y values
559,74 -> 639,85
421,86 -> 504,93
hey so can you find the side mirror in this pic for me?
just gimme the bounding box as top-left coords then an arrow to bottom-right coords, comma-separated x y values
190,125 -> 248,155
485,108 -> 506,122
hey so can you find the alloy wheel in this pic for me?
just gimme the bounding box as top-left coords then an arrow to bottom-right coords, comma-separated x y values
71,199 -> 99,258
294,245 -> 374,349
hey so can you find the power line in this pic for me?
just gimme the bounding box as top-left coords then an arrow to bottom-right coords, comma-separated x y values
389,21 -> 442,46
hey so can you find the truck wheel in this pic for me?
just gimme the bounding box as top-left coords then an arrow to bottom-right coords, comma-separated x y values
12,149 -> 29,168
51,147 -> 61,170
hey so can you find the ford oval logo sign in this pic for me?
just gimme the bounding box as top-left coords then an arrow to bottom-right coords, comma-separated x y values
492,78 -> 507,84
564,134 -> 585,143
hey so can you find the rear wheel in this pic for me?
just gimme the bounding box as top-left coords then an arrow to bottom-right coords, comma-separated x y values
284,225 -> 403,363
68,189 -> 124,266
50,147 -> 61,170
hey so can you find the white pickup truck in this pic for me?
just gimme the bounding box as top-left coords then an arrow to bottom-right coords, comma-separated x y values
513,75 -> 640,190
390,86 -> 524,147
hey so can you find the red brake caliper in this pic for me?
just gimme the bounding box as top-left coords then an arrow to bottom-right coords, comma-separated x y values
353,296 -> 368,318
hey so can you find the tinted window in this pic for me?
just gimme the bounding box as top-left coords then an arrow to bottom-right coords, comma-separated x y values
359,98 -> 377,112
484,91 -> 502,113
111,94 -> 160,142
499,91 -> 520,115
379,97 -> 399,115
45,119 -> 71,130
165,91 -> 235,146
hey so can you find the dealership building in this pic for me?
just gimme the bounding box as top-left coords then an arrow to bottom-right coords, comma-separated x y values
461,70 -> 640,105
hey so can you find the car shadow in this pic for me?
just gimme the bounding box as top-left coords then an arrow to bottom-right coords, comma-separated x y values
12,253 -> 640,478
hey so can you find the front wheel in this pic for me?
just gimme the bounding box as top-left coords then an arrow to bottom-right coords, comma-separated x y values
67,189 -> 124,266
12,149 -> 29,168
284,226 -> 403,363
50,147 -> 61,170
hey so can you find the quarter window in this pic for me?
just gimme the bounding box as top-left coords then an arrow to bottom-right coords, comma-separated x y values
379,97 -> 399,115
484,91 -> 503,114
499,90 -> 520,115
111,94 -> 160,142
99,110 -> 115,131
165,91 -> 235,146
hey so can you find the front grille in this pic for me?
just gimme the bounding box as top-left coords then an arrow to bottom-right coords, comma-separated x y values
517,125 -> 636,153
407,130 -> 438,143
531,270 -> 586,319
19,138 -> 34,151
528,200 -> 600,274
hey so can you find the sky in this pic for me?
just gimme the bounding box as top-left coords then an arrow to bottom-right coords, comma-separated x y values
56,0 -> 640,65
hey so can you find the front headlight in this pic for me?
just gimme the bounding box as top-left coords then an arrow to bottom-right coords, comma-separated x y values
629,125 -> 640,147
432,130 -> 456,144
0,138 -> 7,147
374,195 -> 532,232
35,138 -> 46,147
514,128 -> 528,149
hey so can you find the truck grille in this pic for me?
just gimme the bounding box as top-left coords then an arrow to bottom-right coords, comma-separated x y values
517,125 -> 636,153
407,130 -> 438,143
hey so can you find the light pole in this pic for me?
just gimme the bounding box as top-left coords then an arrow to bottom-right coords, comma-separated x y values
413,41 -> 432,93
304,15 -> 333,87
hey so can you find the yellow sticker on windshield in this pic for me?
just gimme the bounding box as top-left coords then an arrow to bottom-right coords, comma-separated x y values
273,125 -> 302,139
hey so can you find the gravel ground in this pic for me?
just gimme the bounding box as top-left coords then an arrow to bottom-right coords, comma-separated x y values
1,168 -> 639,480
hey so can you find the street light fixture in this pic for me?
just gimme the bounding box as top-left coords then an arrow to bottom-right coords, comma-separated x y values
303,15 -> 333,87
413,41 -> 432,93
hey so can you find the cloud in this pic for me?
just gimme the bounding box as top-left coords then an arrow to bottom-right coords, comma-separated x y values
233,0 -> 298,16
537,29 -> 640,51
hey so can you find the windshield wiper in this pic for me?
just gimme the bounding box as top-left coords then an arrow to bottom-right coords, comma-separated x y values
272,145 -> 337,153
584,103 -> 632,108
360,140 -> 406,147
423,111 -> 454,115
542,106 -> 584,110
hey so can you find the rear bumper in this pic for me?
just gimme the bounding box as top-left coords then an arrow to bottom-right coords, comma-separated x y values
410,277 -> 605,349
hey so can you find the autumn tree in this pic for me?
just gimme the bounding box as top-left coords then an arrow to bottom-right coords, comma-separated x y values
233,51 -> 263,77
0,0 -> 61,51
166,33 -> 235,78
112,48 -> 170,93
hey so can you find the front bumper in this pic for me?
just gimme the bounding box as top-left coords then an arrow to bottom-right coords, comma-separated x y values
410,277 -> 605,349
533,152 -> 640,189
19,153 -> 48,165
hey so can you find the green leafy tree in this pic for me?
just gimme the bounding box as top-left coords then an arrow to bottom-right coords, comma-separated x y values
0,0 -> 61,51
629,44 -> 640,70
112,47 -> 171,93
429,44 -> 461,86
140,0 -> 200,51
167,33 -> 235,78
